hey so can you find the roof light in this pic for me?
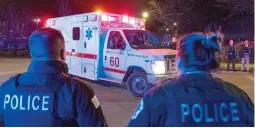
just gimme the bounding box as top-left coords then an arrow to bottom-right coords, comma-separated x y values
46,19 -> 50,27
102,14 -> 108,21
122,15 -> 129,23
108,16 -> 113,22
52,20 -> 55,25
129,18 -> 135,24
140,20 -> 145,26
92,15 -> 97,21
84,16 -> 88,22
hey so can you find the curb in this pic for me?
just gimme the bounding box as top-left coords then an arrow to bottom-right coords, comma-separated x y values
213,70 -> 254,75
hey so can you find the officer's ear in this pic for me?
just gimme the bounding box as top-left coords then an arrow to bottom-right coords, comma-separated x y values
176,58 -> 185,75
60,49 -> 65,61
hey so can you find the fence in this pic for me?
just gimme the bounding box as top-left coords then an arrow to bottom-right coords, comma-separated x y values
0,48 -> 30,57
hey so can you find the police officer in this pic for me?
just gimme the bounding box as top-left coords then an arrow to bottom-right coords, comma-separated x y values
127,33 -> 254,127
226,40 -> 236,71
240,40 -> 251,72
0,28 -> 107,127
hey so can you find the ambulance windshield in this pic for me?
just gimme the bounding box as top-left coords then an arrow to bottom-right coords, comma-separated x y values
123,30 -> 169,49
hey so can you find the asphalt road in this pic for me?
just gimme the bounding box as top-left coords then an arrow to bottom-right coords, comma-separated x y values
0,58 -> 254,126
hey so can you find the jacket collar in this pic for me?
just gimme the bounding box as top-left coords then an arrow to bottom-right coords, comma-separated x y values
178,73 -> 225,91
27,60 -> 68,74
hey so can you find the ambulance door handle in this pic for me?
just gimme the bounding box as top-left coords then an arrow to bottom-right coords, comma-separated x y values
105,56 -> 107,61
72,49 -> 75,52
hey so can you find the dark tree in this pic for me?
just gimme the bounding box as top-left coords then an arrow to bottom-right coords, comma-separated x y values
147,0 -> 196,36
0,0 -> 30,38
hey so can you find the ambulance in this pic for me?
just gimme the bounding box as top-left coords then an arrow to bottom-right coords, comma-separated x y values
46,12 -> 177,97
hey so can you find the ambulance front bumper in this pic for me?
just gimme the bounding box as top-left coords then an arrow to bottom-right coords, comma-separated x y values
147,72 -> 176,85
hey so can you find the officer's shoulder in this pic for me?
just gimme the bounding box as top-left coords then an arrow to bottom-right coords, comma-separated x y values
214,77 -> 242,91
65,75 -> 94,93
146,77 -> 180,98
160,77 -> 182,90
0,75 -> 17,88
214,77 -> 248,100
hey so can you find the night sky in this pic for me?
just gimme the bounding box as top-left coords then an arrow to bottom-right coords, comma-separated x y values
0,0 -> 253,40
17,0 -> 148,18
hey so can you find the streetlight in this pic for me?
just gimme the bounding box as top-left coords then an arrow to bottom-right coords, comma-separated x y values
33,18 -> 41,29
142,12 -> 149,19
173,22 -> 177,26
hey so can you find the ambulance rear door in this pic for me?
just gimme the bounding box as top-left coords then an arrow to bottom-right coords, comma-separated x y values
80,23 -> 98,80
69,22 -> 83,76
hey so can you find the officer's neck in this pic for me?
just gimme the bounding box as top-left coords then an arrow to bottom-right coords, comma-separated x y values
178,68 -> 208,75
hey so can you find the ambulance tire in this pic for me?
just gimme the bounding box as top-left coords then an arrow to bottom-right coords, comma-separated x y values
127,72 -> 151,97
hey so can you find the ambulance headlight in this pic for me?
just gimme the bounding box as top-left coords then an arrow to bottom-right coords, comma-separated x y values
151,61 -> 166,74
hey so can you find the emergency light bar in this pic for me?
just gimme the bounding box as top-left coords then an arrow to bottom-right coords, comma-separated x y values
101,14 -> 143,26
46,12 -> 145,29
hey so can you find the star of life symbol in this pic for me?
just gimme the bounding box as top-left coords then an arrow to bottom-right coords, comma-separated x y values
86,28 -> 92,40
131,99 -> 144,119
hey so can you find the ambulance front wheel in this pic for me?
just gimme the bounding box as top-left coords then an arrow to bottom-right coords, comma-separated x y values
127,72 -> 151,97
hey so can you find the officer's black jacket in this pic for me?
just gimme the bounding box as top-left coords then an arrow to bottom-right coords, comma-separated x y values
0,60 -> 107,127
127,73 -> 254,127
239,46 -> 252,58
226,45 -> 236,58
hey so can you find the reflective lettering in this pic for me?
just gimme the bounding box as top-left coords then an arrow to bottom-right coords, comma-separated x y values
27,95 -> 30,110
179,102 -> 241,124
32,96 -> 40,110
11,95 -> 18,109
204,104 -> 214,122
219,103 -> 229,122
214,104 -> 218,122
192,104 -> 203,122
2,94 -> 52,111
42,96 -> 49,111
4,95 -> 10,109
19,96 -> 25,110
181,104 -> 190,123
230,102 -> 240,121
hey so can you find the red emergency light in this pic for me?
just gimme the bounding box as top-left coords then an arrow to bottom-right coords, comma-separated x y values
45,19 -> 50,27
100,13 -> 145,29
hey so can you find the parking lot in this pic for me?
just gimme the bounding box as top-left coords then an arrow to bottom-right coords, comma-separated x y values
0,58 -> 254,126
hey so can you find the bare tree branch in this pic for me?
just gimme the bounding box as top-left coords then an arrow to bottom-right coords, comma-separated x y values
213,0 -> 253,20
0,0 -> 30,38
147,0 -> 196,35
56,0 -> 88,16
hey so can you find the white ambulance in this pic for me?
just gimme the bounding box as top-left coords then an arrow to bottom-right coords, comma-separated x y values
46,12 -> 177,97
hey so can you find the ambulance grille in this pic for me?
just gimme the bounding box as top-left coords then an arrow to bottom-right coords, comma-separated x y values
164,55 -> 176,73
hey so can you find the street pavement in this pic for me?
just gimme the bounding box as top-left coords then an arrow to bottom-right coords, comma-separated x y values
0,58 -> 254,126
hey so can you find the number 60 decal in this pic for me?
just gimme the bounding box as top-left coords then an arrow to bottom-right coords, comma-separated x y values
110,57 -> 119,67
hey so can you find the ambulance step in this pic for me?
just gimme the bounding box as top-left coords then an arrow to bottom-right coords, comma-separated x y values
99,77 -> 122,84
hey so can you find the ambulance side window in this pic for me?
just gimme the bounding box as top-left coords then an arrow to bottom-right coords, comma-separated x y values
72,27 -> 80,40
107,31 -> 126,50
